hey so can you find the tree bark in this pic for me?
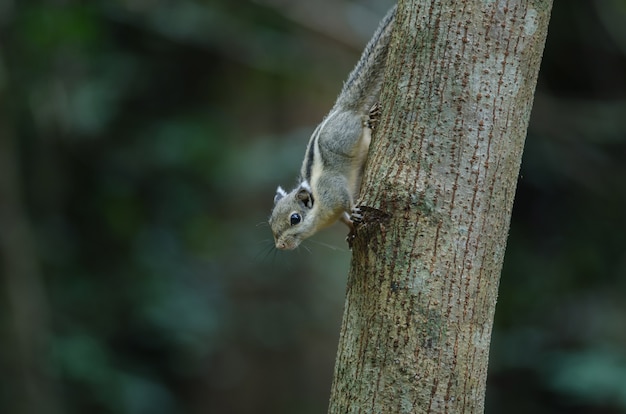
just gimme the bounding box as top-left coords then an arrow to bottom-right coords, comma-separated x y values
328,0 -> 552,413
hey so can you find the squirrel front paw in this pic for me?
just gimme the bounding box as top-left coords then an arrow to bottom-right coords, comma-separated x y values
350,206 -> 364,224
345,207 -> 363,249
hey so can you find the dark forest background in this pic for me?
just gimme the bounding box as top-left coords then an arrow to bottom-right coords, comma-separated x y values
0,0 -> 625,413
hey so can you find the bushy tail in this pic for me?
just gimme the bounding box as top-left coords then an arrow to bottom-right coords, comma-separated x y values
334,5 -> 396,112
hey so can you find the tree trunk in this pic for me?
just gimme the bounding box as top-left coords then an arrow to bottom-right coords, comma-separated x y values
328,0 -> 552,412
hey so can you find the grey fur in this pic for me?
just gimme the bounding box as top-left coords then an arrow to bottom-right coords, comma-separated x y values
336,5 -> 397,112
269,6 -> 396,250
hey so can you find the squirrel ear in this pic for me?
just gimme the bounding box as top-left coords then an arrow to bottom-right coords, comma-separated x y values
274,186 -> 287,204
296,187 -> 313,208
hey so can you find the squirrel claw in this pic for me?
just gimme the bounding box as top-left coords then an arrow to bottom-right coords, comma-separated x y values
350,206 -> 364,224
367,102 -> 381,130
346,207 -> 363,249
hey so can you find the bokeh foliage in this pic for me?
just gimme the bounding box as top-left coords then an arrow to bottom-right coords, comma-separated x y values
0,0 -> 624,413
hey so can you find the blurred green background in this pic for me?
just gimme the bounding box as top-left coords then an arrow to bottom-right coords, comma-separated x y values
0,0 -> 624,413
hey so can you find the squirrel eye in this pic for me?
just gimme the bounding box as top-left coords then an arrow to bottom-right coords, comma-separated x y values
290,213 -> 301,226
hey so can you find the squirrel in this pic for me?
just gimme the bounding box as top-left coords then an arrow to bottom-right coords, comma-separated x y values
269,5 -> 396,250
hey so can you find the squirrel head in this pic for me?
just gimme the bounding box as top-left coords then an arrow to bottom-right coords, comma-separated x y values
269,183 -> 315,250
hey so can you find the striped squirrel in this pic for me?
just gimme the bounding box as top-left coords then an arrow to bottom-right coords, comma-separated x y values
269,5 -> 396,250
